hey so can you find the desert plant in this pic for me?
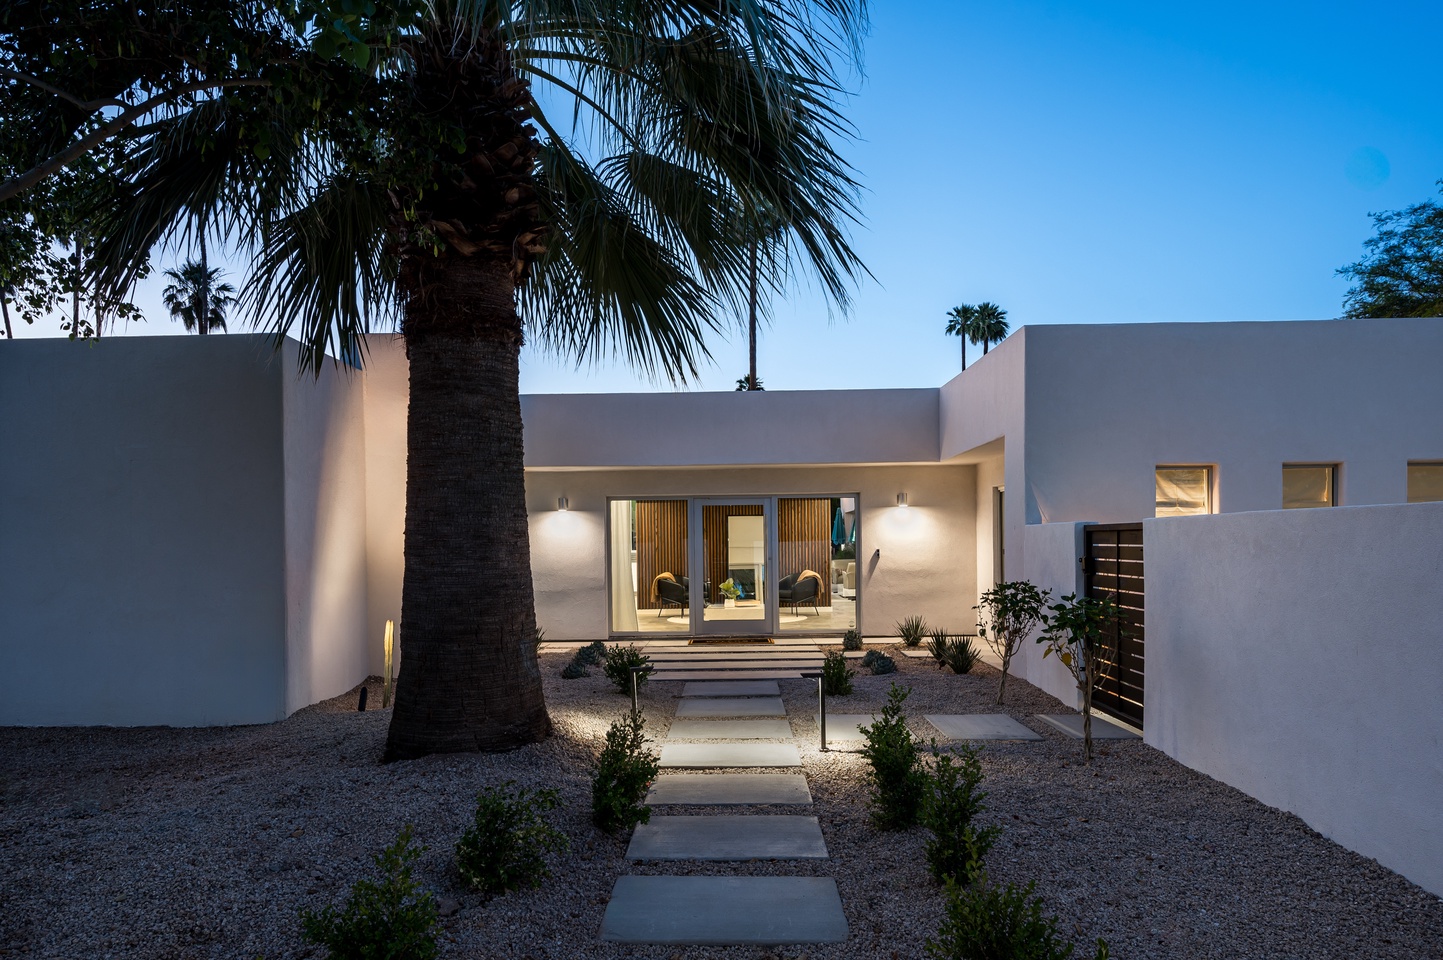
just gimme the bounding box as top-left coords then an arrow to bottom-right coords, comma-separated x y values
603,644 -> 651,695
841,628 -> 863,651
1038,592 -> 1121,763
575,641 -> 607,666
897,615 -> 928,648
926,628 -> 951,668
299,825 -> 439,960
942,635 -> 982,675
821,651 -> 854,696
858,684 -> 926,829
592,710 -> 660,833
868,652 -> 897,675
533,626 -> 547,651
926,874 -> 1110,960
922,744 -> 1000,886
455,782 -> 569,896
560,659 -> 589,680
976,581 -> 1051,705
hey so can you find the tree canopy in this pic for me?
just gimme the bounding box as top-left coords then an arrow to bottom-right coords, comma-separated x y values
1338,181 -> 1443,319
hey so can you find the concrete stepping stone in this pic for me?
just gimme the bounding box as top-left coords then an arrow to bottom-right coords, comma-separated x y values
646,774 -> 812,806
926,714 -> 1043,741
647,661 -> 822,672
658,743 -> 801,768
600,876 -> 848,944
1036,714 -> 1140,739
682,680 -> 781,697
654,670 -> 805,682
627,815 -> 827,860
666,719 -> 792,740
676,697 -> 786,718
812,714 -> 877,740
899,649 -> 935,658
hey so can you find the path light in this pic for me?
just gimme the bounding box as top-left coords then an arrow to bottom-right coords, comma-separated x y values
801,670 -> 827,752
557,496 -> 569,511
896,492 -> 908,508
383,619 -> 396,708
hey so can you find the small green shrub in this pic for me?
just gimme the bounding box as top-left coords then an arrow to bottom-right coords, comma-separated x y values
299,825 -> 438,960
926,875 -> 1110,960
897,614 -> 929,648
922,744 -> 1000,886
592,710 -> 660,833
534,626 -> 547,651
575,640 -> 607,666
560,659 -> 589,679
859,684 -> 925,830
926,628 -> 951,667
821,651 -> 854,696
943,635 -> 982,675
603,644 -> 651,694
455,782 -> 569,896
842,628 -> 863,651
868,652 -> 897,675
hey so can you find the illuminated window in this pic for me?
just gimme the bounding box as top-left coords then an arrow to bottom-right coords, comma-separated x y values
1282,464 -> 1337,509
1408,462 -> 1443,503
1155,466 -> 1212,517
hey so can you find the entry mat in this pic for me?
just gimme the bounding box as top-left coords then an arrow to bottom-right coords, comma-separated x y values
690,637 -> 775,645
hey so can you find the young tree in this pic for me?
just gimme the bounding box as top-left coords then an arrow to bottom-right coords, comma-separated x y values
39,2 -> 867,758
975,581 -> 1050,705
945,304 -> 977,370
1037,592 -> 1121,762
968,301 -> 1009,355
1337,181 -> 1443,318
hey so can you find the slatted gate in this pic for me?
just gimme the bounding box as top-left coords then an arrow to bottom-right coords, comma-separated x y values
1082,523 -> 1144,727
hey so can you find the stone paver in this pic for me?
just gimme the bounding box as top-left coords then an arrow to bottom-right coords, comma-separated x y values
646,774 -> 812,806
811,714 -> 877,740
1036,713 -> 1141,739
681,680 -> 781,697
666,719 -> 792,740
627,815 -> 827,860
926,714 -> 1044,740
675,697 -> 786,718
600,876 -> 849,945
658,743 -> 801,768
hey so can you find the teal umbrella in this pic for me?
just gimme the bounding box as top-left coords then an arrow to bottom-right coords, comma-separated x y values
831,508 -> 846,549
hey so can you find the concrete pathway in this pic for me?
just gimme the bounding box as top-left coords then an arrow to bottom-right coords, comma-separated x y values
626,815 -> 827,860
675,697 -> 786,718
1036,713 -> 1141,739
665,719 -> 792,739
646,773 -> 812,806
681,680 -> 781,697
811,713 -> 877,740
658,743 -> 801,768
600,877 -> 848,945
926,714 -> 1044,741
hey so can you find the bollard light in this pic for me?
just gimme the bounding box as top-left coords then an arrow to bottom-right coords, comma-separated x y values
383,619 -> 396,708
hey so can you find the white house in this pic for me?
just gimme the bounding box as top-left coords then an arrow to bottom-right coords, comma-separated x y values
3,316 -> 1442,894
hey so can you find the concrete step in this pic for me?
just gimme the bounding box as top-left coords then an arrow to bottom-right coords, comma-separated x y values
675,697 -> 786,718
681,680 -> 781,697
600,876 -> 849,945
653,670 -> 807,682
812,714 -> 878,740
665,719 -> 793,740
1036,713 -> 1141,739
658,743 -> 802,768
646,773 -> 812,806
926,714 -> 1044,741
626,815 -> 827,860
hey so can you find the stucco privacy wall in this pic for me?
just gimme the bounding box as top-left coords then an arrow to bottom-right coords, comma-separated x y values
1020,319 -> 1443,525
525,465 -> 977,640
1145,503 -> 1443,896
0,337 -> 290,725
1014,521 -> 1089,706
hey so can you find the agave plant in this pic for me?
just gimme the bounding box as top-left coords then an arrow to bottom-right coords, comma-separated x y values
897,615 -> 928,648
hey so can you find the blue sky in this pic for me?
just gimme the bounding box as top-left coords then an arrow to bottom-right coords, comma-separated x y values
17,2 -> 1443,394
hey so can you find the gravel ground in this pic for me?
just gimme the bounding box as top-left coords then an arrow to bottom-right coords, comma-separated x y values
2,648 -> 1440,959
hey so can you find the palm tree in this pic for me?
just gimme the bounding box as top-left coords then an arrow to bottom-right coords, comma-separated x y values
162,258 -> 235,334
1,280 -> 13,339
969,301 -> 1009,355
946,304 -> 977,370
87,2 -> 866,759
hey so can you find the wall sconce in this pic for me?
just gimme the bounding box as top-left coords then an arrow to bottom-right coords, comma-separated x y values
557,496 -> 569,511
896,492 -> 908,508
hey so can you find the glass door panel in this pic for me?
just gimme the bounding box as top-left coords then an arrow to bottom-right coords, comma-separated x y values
778,496 -> 857,633
610,499 -> 692,634
698,501 -> 772,634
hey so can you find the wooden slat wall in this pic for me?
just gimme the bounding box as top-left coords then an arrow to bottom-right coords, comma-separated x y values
702,504 -> 764,604
779,498 -> 833,608
1084,524 -> 1144,727
635,500 -> 688,609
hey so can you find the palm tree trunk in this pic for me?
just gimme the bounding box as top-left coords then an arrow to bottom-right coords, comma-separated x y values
384,256 -> 551,759
198,231 -> 209,335
747,240 -> 758,388
960,337 -> 966,371
1,296 -> 12,339
982,339 -> 989,355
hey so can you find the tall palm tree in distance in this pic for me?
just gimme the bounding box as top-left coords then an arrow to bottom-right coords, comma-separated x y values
87,1 -> 867,759
945,303 -> 977,370
970,301 -> 1009,355
162,258 -> 235,334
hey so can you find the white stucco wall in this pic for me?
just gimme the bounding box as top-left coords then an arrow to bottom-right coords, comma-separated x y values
1014,520 -> 1090,706
0,337 -> 290,726
1144,502 -> 1443,897
525,465 -> 977,640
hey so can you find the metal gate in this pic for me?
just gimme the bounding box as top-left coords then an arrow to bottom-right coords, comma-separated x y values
1082,523 -> 1144,727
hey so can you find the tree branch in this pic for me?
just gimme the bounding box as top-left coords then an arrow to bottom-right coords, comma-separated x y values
0,76 -> 270,204
0,68 -> 129,113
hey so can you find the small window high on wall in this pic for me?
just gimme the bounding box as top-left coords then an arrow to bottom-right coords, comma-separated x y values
1283,464 -> 1337,509
1155,466 -> 1212,517
1408,462 -> 1443,503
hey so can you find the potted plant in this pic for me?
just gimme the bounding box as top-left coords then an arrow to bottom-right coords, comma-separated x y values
718,578 -> 741,608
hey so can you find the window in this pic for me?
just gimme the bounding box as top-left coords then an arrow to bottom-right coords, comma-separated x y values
1408,462 -> 1443,503
1282,464 -> 1337,509
1155,466 -> 1212,517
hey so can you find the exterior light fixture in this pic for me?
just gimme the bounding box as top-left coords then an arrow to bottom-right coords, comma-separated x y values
382,619 -> 396,708
557,497 -> 569,511
896,493 -> 908,508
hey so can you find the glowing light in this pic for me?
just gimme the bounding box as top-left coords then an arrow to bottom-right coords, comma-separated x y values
558,496 -> 569,511
896,492 -> 909,508
383,620 -> 395,708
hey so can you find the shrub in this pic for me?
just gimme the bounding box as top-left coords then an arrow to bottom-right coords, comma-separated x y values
821,651 -> 854,696
841,628 -> 863,651
943,635 -> 982,675
575,640 -> 607,666
603,644 -> 651,694
858,684 -> 925,829
534,626 -> 547,651
592,710 -> 660,833
926,875 -> 1110,960
560,659 -> 589,679
299,825 -> 439,960
897,614 -> 928,648
455,782 -> 569,896
868,652 -> 897,675
922,744 -> 1000,886
926,628 -> 950,667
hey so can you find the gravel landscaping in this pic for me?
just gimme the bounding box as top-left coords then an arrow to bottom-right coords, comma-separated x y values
2,647 -> 1441,959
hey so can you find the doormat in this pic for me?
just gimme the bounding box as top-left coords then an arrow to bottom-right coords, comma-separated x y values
689,637 -> 775,645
